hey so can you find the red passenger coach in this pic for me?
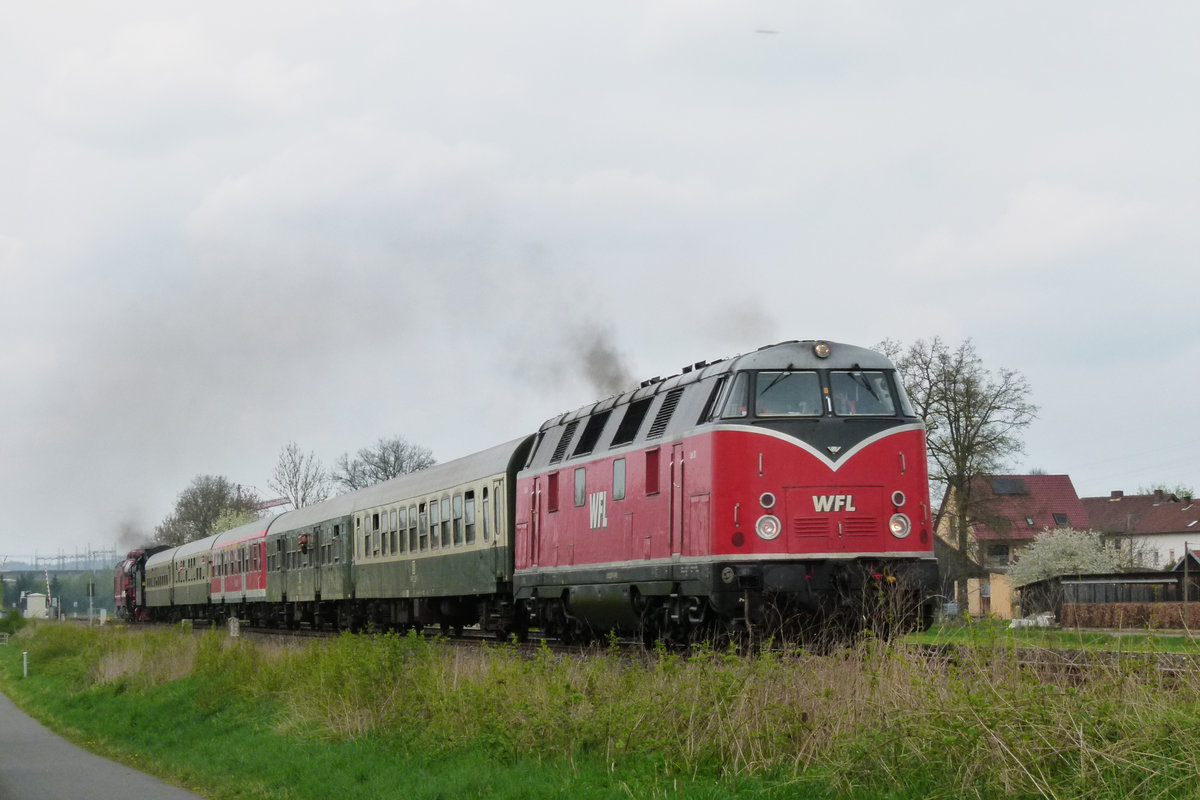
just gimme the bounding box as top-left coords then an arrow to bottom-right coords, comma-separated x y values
210,518 -> 272,618
513,340 -> 939,643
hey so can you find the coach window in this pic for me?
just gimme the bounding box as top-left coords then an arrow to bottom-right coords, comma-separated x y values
441,497 -> 452,547
333,524 -> 342,563
720,372 -> 749,418
547,472 -> 560,513
574,467 -> 587,507
355,517 -> 362,559
645,449 -> 661,495
613,458 -> 626,501
481,488 -> 491,542
373,513 -> 382,556
419,503 -> 430,551
452,494 -> 464,545
464,491 -> 476,544
397,508 -> 408,553
432,501 -> 441,551
493,480 -> 505,543
409,505 -> 419,551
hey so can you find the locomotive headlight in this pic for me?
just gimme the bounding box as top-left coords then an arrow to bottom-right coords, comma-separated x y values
891,490 -> 906,508
760,492 -> 776,509
755,514 -> 782,541
889,513 -> 912,539
813,341 -> 831,359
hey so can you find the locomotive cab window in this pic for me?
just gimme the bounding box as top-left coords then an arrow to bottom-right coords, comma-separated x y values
830,370 -> 897,416
754,371 -> 822,417
720,372 -> 749,418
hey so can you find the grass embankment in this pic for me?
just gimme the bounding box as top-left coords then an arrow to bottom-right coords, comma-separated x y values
3,621 -> 1200,799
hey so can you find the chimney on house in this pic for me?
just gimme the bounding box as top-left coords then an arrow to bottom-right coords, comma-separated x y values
1154,489 -> 1165,502
1110,490 -> 1124,500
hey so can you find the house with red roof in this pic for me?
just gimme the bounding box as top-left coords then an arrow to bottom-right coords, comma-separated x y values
937,474 -> 1088,618
1081,489 -> 1200,570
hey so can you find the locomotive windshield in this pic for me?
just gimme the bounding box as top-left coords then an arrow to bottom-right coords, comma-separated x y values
715,369 -> 909,420
754,371 -> 822,417
829,370 -> 896,416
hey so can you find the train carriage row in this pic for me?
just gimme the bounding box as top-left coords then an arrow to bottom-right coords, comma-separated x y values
119,340 -> 940,642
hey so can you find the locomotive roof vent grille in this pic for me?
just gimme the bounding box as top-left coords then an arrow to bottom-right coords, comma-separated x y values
646,387 -> 685,439
549,420 -> 580,464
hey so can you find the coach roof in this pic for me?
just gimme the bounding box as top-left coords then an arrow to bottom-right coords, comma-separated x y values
273,437 -> 532,532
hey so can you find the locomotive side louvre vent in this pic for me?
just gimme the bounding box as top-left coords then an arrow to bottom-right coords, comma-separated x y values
549,420 -> 580,464
646,387 -> 685,439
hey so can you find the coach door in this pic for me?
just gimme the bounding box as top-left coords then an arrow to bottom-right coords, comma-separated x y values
670,443 -> 685,557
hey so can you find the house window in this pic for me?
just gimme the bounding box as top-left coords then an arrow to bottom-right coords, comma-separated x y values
987,544 -> 1010,561
1052,513 -> 1069,526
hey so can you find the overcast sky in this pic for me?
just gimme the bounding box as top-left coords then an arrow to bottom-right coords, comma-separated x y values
2,2 -> 1197,562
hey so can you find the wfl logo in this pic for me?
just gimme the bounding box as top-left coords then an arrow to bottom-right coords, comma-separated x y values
812,494 -> 857,512
589,491 -> 609,529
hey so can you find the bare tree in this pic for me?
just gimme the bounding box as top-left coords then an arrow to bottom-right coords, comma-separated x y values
153,475 -> 261,546
268,441 -> 331,509
878,337 -> 1039,600
333,435 -> 436,492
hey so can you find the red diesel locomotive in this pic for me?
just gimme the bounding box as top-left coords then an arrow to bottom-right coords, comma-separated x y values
513,339 -> 938,642
116,340 -> 938,643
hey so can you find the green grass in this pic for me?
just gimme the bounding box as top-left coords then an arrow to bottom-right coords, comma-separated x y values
5,621 -> 1200,799
909,618 -> 1200,653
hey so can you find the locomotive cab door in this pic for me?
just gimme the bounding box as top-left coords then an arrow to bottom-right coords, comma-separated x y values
530,476 -> 542,567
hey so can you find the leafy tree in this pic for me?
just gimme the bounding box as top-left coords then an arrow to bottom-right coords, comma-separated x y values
1008,528 -> 1122,587
268,441 -> 331,509
154,475 -> 261,546
878,337 -> 1038,598
1136,483 -> 1195,499
333,436 -> 435,492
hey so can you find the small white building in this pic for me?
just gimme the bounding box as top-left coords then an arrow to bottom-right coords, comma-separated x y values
21,592 -> 49,619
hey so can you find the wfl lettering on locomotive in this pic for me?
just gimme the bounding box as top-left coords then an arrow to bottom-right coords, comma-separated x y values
513,339 -> 940,645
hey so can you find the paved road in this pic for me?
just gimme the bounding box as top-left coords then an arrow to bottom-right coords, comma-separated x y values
0,689 -> 205,800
